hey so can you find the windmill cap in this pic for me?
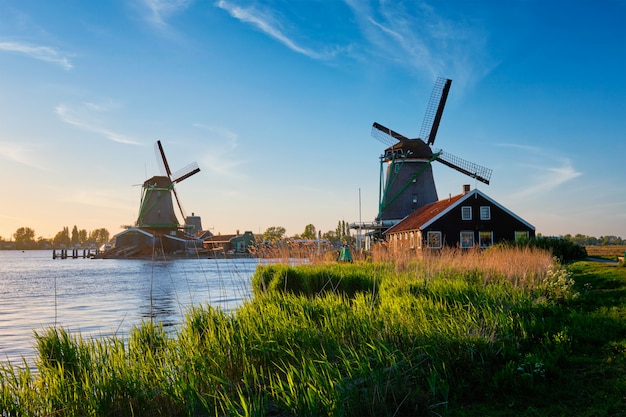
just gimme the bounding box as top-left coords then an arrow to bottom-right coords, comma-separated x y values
385,138 -> 433,158
143,175 -> 172,187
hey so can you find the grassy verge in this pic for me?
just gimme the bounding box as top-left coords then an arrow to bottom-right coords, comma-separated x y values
1,249 -> 624,416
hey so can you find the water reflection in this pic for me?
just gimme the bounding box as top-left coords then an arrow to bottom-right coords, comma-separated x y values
0,251 -> 258,365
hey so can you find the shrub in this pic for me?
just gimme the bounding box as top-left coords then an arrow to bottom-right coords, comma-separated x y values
505,236 -> 587,262
251,263 -> 378,298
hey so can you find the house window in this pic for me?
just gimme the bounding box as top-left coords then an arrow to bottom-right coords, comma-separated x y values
515,231 -> 529,242
410,232 -> 415,249
427,231 -> 442,248
480,206 -> 491,220
479,231 -> 493,248
460,231 -> 474,248
461,206 -> 472,220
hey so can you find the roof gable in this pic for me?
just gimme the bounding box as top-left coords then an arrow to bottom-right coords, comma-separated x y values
384,188 -> 535,234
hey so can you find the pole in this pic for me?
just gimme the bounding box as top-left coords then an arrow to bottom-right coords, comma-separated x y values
358,188 -> 362,250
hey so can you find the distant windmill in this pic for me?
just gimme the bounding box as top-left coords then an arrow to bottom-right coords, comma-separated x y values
135,140 -> 201,232
372,77 -> 492,223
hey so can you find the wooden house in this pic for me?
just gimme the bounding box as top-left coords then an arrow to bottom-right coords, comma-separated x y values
383,185 -> 535,252
203,231 -> 255,257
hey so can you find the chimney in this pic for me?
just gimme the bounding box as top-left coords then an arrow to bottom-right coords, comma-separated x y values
462,184 -> 471,195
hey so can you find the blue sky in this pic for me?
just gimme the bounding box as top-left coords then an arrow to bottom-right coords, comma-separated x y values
0,0 -> 624,240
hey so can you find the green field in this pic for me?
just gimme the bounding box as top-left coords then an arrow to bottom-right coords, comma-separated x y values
1,248 -> 624,416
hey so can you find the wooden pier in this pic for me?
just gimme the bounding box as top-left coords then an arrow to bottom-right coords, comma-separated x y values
52,248 -> 100,259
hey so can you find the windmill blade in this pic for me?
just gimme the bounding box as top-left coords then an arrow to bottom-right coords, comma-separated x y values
435,150 -> 492,184
155,140 -> 172,178
371,122 -> 408,147
172,162 -> 200,184
419,77 -> 452,146
171,186 -> 186,223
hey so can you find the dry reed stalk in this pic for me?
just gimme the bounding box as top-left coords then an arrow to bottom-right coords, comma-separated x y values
372,244 -> 554,288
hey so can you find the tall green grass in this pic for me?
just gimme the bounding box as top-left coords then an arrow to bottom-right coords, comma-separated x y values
1,247 -> 623,416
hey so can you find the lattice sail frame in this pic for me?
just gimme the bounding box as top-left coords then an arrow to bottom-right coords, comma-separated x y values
436,150 -> 492,184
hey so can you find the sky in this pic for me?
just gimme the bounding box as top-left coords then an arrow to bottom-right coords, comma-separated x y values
0,0 -> 625,241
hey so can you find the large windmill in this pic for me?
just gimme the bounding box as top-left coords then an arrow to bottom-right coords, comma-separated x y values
372,77 -> 492,224
135,140 -> 201,233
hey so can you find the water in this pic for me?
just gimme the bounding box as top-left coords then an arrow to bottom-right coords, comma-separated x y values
0,250 -> 258,365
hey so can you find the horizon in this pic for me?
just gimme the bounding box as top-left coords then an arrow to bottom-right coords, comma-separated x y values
1,1 -> 625,240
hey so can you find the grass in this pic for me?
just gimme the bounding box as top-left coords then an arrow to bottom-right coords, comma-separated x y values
1,247 -> 625,416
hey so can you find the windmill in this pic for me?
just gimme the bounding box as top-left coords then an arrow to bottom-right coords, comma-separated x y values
372,77 -> 492,223
135,140 -> 201,233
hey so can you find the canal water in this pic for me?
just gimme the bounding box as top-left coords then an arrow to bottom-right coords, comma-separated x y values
0,250 -> 259,365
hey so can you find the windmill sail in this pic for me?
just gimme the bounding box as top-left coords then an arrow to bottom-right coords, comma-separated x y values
156,140 -> 172,177
436,151 -> 492,184
420,77 -> 452,146
152,140 -> 201,223
371,122 -> 407,146
172,162 -> 200,184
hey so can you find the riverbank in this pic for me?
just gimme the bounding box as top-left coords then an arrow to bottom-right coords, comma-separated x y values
1,248 -> 624,416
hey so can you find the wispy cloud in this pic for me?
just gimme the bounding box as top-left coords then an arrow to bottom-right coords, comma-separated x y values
216,0 -> 337,60
0,141 -> 47,170
343,1 -> 495,91
192,123 -> 245,177
500,143 -> 582,199
512,160 -> 582,199
139,0 -> 193,26
55,102 -> 140,145
0,41 -> 72,70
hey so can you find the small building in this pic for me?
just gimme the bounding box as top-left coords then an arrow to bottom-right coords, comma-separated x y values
383,185 -> 535,252
204,231 -> 255,257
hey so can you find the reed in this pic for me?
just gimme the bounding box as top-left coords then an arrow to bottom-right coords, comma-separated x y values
1,248 -> 623,416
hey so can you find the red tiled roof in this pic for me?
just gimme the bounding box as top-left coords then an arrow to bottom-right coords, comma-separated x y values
384,193 -> 465,234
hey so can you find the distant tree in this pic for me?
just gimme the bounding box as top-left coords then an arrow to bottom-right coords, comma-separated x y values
335,220 -> 355,245
563,234 -> 624,246
36,236 -> 51,249
263,226 -> 286,243
13,227 -> 36,249
53,227 -> 70,247
301,224 -> 317,240
77,229 -> 88,244
322,230 -> 338,244
89,228 -> 110,244
71,226 -> 79,245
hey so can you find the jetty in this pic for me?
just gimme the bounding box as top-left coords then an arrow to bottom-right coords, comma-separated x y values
52,248 -> 100,259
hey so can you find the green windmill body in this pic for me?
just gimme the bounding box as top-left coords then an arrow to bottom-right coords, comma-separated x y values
136,175 -> 181,230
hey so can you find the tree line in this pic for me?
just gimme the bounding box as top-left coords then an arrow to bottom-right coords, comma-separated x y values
1,226 -> 111,250
562,234 -> 625,246
261,221 -> 356,246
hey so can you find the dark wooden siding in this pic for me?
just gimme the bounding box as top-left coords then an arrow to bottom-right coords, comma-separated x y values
424,194 -> 535,247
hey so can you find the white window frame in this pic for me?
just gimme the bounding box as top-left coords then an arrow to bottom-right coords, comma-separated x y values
480,206 -> 491,220
460,231 -> 475,248
479,231 -> 493,248
461,206 -> 472,220
515,231 -> 529,242
427,231 -> 442,248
